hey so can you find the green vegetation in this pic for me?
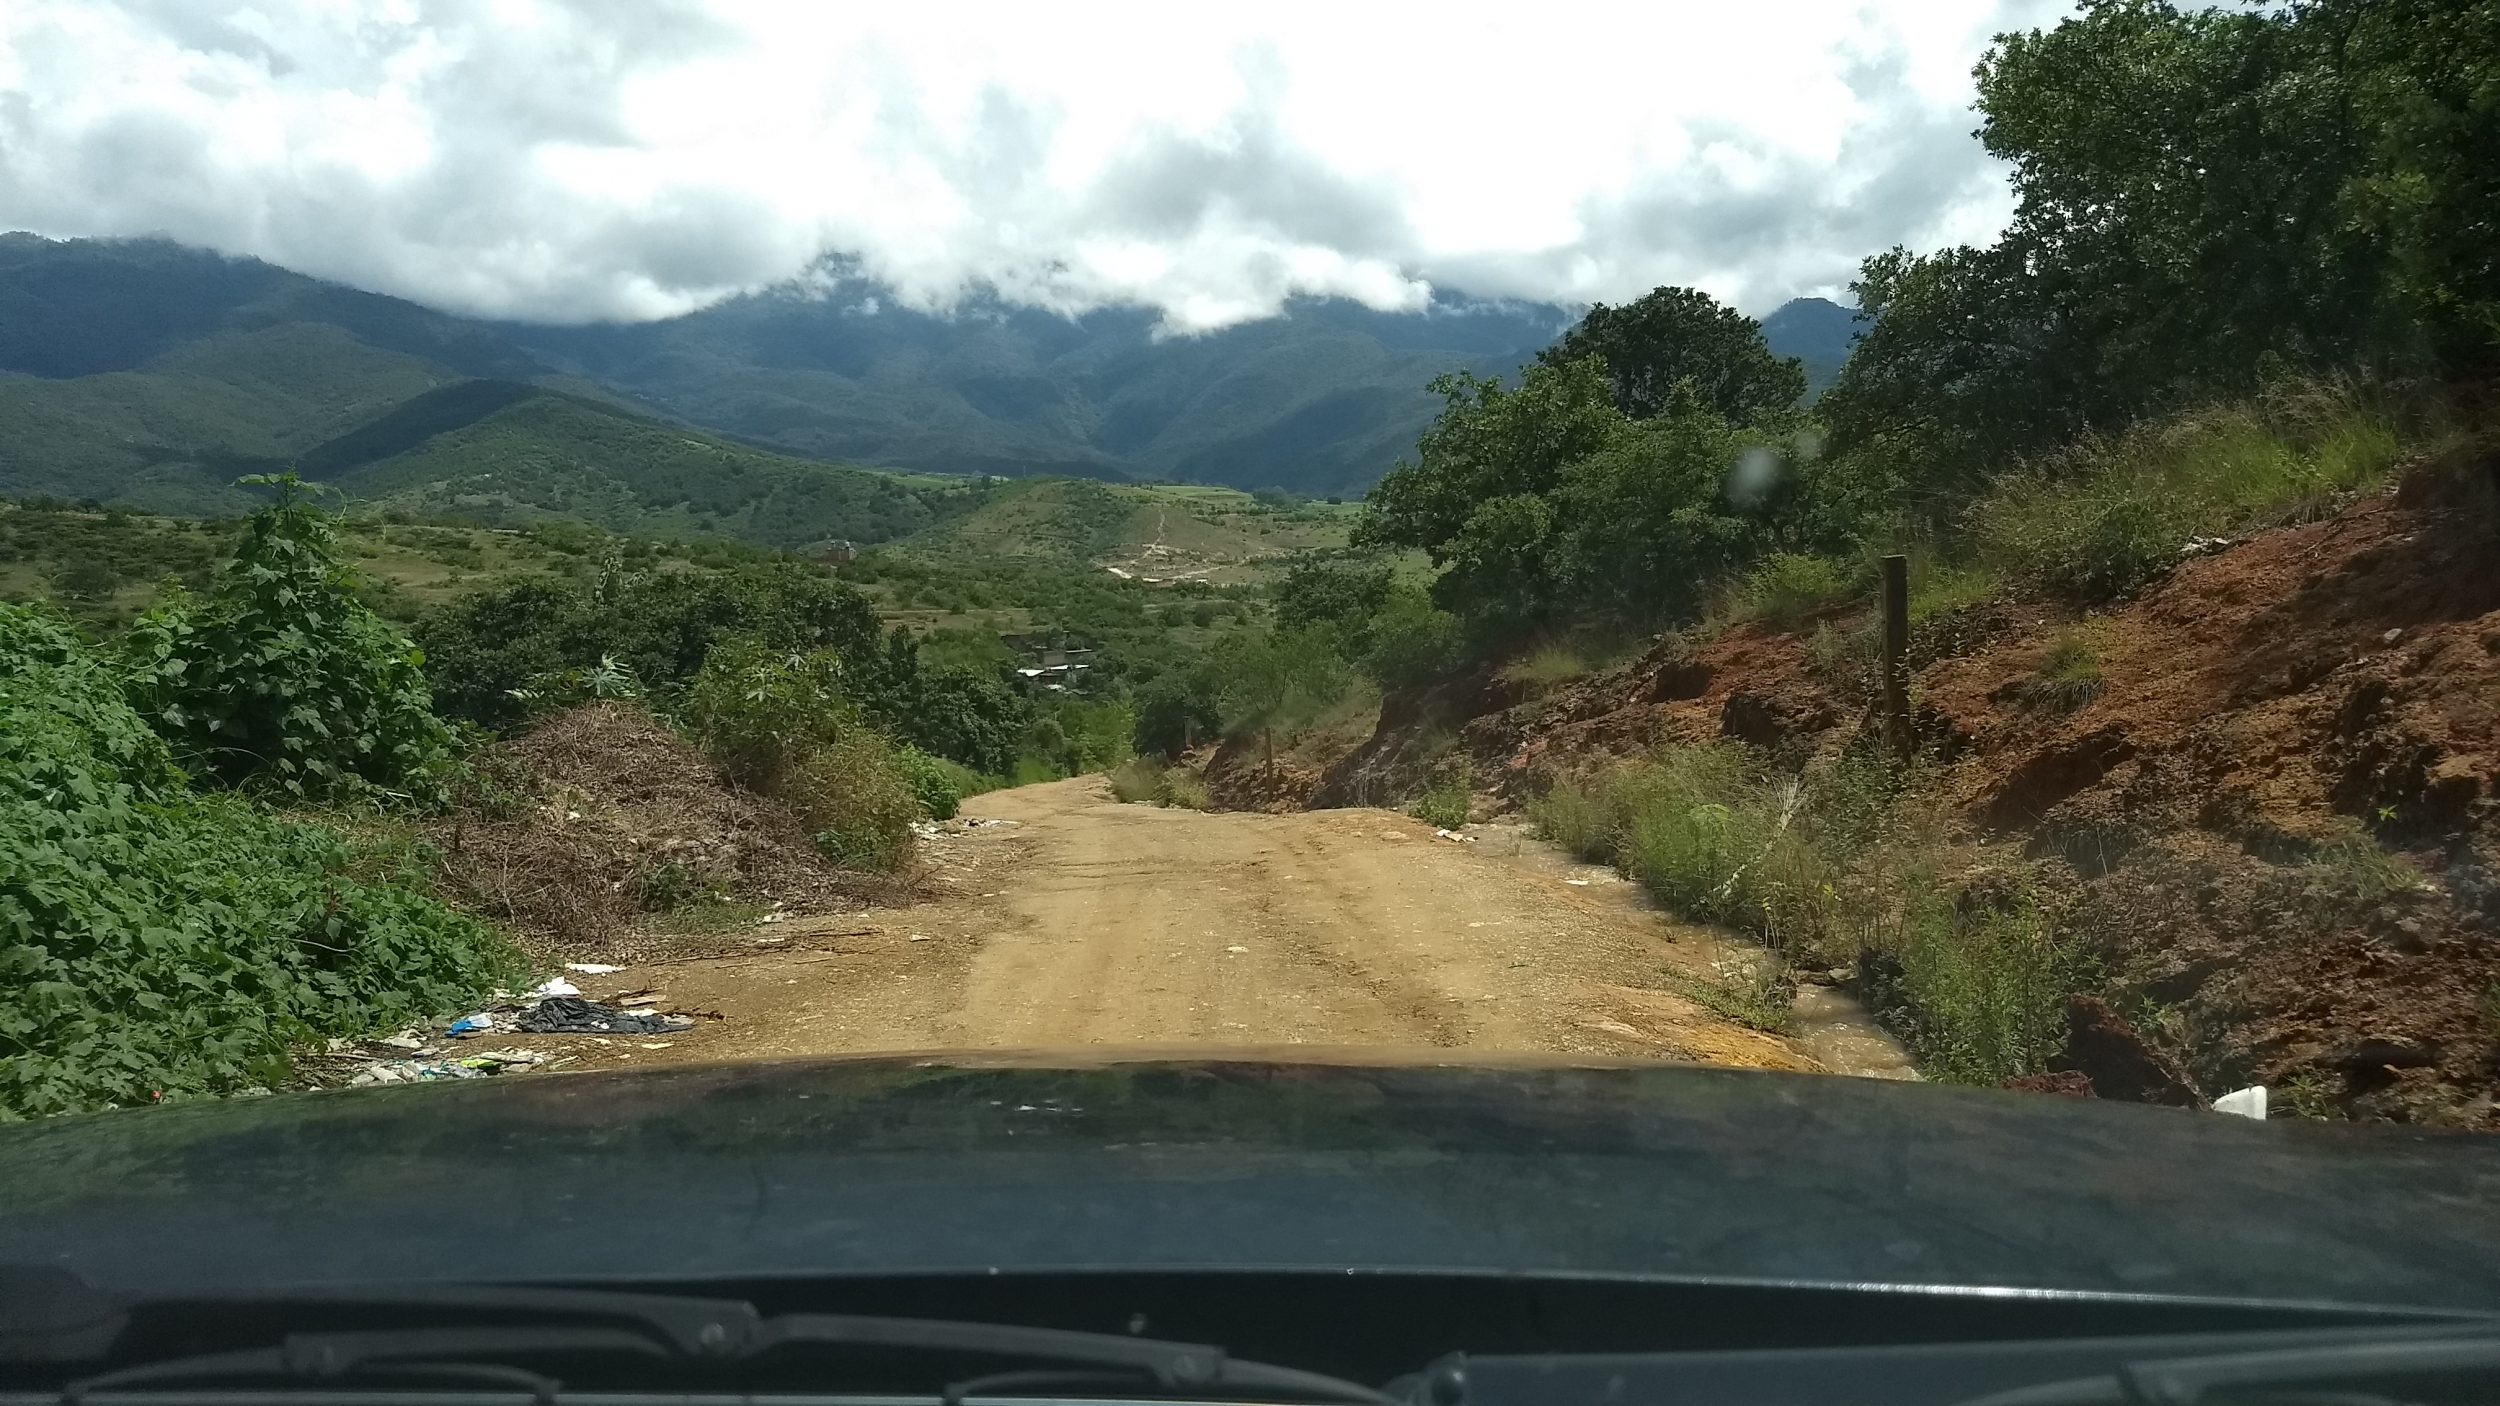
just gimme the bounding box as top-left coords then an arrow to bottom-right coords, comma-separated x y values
683,637 -> 921,870
1526,742 -> 2099,1083
0,577 -> 518,1122
123,477 -> 456,802
333,391 -> 966,550
1969,390 -> 2406,602
2007,632 -> 2106,714
1877,883 -> 2083,1085
1108,757 -> 1214,811
1496,644 -> 1591,695
1728,553 -> 1856,632
1539,284 -> 1806,427
1407,760 -> 1473,830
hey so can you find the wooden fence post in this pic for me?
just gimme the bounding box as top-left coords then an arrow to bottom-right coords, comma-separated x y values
1880,553 -> 1911,760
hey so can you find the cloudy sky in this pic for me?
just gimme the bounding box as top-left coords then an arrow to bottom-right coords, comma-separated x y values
0,0 -> 2067,330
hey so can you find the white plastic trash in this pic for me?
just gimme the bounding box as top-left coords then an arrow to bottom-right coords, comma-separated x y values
2213,1085 -> 2268,1120
564,963 -> 622,975
526,976 -> 582,1000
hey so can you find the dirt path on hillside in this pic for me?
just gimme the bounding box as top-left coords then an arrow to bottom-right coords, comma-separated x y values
545,778 -> 1821,1073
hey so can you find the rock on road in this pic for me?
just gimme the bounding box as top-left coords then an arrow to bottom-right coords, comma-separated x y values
561,777 -> 1822,1072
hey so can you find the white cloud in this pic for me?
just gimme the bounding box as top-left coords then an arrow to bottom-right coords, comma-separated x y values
0,0 -> 2068,327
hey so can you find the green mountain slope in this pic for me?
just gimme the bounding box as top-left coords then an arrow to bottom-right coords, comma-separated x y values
1758,296 -> 1861,398
330,390 -> 965,549
3,234 -> 1858,510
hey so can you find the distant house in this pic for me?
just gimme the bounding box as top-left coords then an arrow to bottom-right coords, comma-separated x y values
1011,643 -> 1096,692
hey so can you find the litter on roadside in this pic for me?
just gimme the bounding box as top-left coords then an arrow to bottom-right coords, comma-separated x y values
346,1048 -> 548,1087
1434,828 -> 1475,843
526,976 -> 582,1000
445,1012 -> 495,1038
564,962 -> 623,975
1564,878 -> 1591,886
2213,1085 -> 2268,1120
513,996 -> 693,1036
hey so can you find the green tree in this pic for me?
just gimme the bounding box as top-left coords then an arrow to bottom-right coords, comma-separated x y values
123,476 -> 455,803
1356,358 -> 1625,634
1539,286 -> 1805,427
1215,626 -> 1354,767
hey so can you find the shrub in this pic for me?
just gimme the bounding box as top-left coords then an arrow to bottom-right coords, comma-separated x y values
1971,390 -> 2405,603
1155,768 -> 1213,810
684,638 -> 918,870
1874,881 -> 2081,1085
1360,590 -> 1465,690
895,746 -> 963,820
1528,775 -> 1615,861
1409,760 -> 1473,829
1732,552 -> 1856,631
801,730 -> 923,870
1497,644 -> 1590,694
1108,757 -> 1162,804
1133,673 -> 1223,759
123,477 -> 456,804
2007,631 -> 2106,713
0,605 -> 520,1120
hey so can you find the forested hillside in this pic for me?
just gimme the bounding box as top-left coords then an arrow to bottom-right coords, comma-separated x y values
3,232 -> 1848,508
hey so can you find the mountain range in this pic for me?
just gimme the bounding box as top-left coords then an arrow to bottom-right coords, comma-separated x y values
0,233 -> 1860,534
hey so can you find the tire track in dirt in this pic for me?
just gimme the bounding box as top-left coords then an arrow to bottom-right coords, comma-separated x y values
551,777 -> 1821,1072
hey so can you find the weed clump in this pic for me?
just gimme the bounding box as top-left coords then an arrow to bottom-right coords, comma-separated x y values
0,604 -> 520,1120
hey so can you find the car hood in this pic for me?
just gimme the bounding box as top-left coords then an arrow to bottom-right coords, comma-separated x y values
4,1055 -> 2498,1312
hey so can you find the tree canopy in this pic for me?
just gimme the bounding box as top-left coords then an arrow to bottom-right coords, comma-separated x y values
1537,286 -> 1805,427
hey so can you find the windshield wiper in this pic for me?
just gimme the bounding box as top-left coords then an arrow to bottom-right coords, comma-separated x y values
1951,1323 -> 2500,1405
44,1284 -> 1396,1406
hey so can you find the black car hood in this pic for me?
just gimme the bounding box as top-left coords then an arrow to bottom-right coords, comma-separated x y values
4,1055 -> 2498,1312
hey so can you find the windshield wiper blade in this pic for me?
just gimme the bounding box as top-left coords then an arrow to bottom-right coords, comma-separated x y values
60,1327 -> 661,1405
50,1289 -> 1396,1406
1952,1324 -> 2500,1406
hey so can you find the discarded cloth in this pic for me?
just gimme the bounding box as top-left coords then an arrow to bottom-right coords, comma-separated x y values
512,996 -> 693,1035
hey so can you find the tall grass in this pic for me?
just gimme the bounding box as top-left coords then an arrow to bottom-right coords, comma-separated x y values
1877,884 -> 2082,1085
1726,552 -> 1857,631
1970,384 -> 2406,602
1534,743 -> 2090,1085
1497,643 -> 1592,693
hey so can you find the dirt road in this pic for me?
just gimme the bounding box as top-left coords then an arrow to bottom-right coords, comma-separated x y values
556,778 -> 1828,1072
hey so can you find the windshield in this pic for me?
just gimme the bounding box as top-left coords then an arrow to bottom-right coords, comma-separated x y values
1,0 -> 2495,1325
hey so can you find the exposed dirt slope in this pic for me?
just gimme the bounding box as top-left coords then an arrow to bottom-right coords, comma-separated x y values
542,777 -> 1817,1073
1320,461 -> 2500,1124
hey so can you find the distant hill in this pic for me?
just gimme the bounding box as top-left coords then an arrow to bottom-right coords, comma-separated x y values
1758,296 -> 1864,398
327,388 -> 967,549
507,277 -> 1570,494
1,234 -> 1859,517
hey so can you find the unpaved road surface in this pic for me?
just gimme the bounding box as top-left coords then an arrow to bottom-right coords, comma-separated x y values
555,778 -> 1827,1073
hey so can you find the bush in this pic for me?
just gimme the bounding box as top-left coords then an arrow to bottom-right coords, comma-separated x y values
1528,775 -> 1615,861
1873,881 -> 2081,1085
895,746 -> 963,820
1156,768 -> 1213,810
123,477 -> 456,803
0,605 -> 520,1119
2007,631 -> 2105,713
1108,757 -> 1162,803
1360,589 -> 1465,690
799,728 -> 923,871
1970,391 -> 2405,603
1133,673 -> 1223,759
1730,552 -> 1856,632
1497,644 -> 1590,694
684,637 -> 919,870
1408,759 -> 1473,829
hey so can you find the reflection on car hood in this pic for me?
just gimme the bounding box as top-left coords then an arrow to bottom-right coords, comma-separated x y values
4,1054 -> 2499,1311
